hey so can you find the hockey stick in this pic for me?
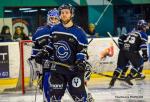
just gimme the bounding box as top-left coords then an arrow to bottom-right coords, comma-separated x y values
48,61 -> 126,80
88,37 -> 94,44
107,32 -> 119,48
92,71 -> 125,81
27,58 -> 43,102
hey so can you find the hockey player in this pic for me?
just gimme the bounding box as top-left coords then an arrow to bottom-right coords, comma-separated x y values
35,4 -> 94,102
109,19 -> 149,88
31,8 -> 60,62
31,8 -> 60,92
120,20 -> 149,80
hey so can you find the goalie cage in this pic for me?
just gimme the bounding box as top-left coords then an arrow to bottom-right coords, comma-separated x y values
2,40 -> 37,95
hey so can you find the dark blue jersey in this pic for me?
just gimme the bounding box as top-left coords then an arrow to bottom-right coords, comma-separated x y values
118,34 -> 128,49
46,23 -> 88,66
118,30 -> 148,52
31,25 -> 51,58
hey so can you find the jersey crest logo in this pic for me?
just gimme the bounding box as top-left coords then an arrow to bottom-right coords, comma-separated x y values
72,77 -> 81,88
54,41 -> 71,61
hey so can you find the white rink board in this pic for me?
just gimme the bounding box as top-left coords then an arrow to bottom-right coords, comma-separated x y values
88,37 -> 150,72
0,42 -> 32,78
0,36 -> 149,78
0,42 -> 20,78
88,38 -> 119,72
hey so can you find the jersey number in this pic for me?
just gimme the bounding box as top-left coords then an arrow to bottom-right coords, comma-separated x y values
124,36 -> 136,44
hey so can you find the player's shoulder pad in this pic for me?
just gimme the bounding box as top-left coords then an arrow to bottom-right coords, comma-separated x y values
74,25 -> 88,45
50,23 -> 61,32
36,26 -> 45,31
32,25 -> 51,41
74,25 -> 86,34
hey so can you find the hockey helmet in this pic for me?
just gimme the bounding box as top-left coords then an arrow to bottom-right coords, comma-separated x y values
58,4 -> 75,17
137,19 -> 149,30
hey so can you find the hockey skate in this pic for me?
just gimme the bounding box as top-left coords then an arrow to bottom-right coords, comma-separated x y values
108,77 -> 117,88
124,74 -> 133,86
108,71 -> 120,88
120,74 -> 126,79
134,73 -> 146,80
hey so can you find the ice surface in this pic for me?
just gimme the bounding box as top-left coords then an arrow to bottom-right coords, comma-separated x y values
0,78 -> 150,102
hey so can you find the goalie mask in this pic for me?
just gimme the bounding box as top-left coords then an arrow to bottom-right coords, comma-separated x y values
47,8 -> 60,27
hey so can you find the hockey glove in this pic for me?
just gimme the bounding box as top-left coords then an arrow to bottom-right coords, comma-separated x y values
143,54 -> 148,62
76,60 -> 87,73
28,56 -> 35,61
35,49 -> 49,64
142,50 -> 148,62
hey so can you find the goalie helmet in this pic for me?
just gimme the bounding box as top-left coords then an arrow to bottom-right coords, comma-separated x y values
58,4 -> 75,17
47,8 -> 60,26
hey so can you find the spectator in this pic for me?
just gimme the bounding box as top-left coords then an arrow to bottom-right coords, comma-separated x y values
87,23 -> 99,37
0,25 -> 12,42
13,26 -> 29,41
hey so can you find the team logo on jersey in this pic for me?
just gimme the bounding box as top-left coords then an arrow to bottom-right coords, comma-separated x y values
54,41 -> 71,61
72,77 -> 81,88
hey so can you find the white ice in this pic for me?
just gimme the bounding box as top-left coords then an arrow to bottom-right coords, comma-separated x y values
0,79 -> 150,102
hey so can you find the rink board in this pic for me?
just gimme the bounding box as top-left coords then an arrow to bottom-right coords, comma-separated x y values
0,37 -> 150,89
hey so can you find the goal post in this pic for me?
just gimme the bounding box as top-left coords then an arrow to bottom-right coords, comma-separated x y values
0,40 -> 35,94
20,40 -> 33,94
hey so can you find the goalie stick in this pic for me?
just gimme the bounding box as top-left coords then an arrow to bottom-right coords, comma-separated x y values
27,58 -> 35,87
34,75 -> 42,102
27,58 -> 43,102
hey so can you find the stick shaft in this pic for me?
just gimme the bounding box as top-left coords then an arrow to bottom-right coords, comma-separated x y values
107,32 -> 119,48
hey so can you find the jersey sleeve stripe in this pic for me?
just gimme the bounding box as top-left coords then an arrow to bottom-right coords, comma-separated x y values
32,48 -> 41,51
35,34 -> 50,40
76,53 -> 87,60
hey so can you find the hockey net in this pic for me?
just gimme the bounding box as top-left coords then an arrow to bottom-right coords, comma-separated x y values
0,40 -> 38,94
